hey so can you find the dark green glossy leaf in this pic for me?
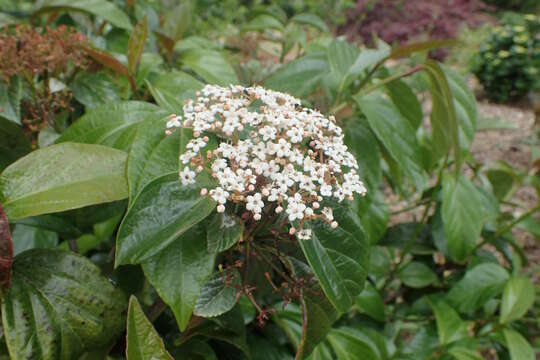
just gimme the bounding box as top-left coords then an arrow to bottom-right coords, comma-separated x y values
142,224 -> 215,331
0,118 -> 31,172
441,174 -> 484,261
328,40 -> 359,79
326,327 -> 381,360
127,117 -> 181,200
207,213 -> 243,253
71,72 -> 122,109
194,269 -> 240,318
298,202 -> 369,312
180,50 -> 238,86
57,102 -> 166,151
128,17 -> 148,74
446,263 -> 508,313
398,261 -> 438,288
355,283 -> 385,321
265,52 -> 329,97
499,276 -> 535,323
355,94 -> 427,190
503,329 -> 534,360
357,191 -> 388,245
126,296 -> 173,360
0,77 -> 21,125
12,224 -> 58,256
35,0 -> 132,30
116,172 -> 216,265
0,143 -> 128,219
1,249 -> 127,360
344,118 -> 381,192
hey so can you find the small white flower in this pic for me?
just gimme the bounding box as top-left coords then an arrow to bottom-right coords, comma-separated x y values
179,167 -> 196,185
297,229 -> 312,240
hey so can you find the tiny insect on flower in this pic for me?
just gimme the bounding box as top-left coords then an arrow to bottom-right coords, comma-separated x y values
166,85 -> 367,239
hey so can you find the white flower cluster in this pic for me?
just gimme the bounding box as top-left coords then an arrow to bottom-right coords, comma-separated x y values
166,85 -> 366,240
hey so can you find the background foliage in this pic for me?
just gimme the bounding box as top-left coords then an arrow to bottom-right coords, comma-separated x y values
0,0 -> 538,359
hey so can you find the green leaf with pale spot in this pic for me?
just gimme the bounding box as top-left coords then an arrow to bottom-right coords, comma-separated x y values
116,172 -> 216,265
194,269 -> 240,318
207,213 -> 244,253
1,249 -> 127,360
0,143 -> 128,219
142,224 -> 215,331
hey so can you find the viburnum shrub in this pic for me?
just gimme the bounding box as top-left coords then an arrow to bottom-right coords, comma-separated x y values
473,14 -> 540,102
0,2 -> 538,359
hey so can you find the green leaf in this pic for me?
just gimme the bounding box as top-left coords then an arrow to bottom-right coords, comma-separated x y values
0,143 -> 128,219
355,282 -> 385,321
207,213 -> 244,253
449,347 -> 483,360
343,41 -> 390,89
398,261 -> 438,288
161,1 -> 191,42
355,94 -> 427,190
443,65 -> 477,152
0,118 -> 31,172
35,0 -> 132,30
57,101 -> 166,151
428,299 -> 468,345
264,52 -> 329,97
128,17 -> 148,74
441,174 -> 484,261
287,257 -> 338,359
499,276 -> 535,323
328,40 -> 359,79
326,327 -> 381,360
298,202 -> 369,312
71,71 -> 122,109
180,49 -> 238,86
0,76 -> 21,124
116,172 -> 216,265
385,79 -> 423,129
127,117 -> 181,200
503,329 -> 534,360
147,71 -> 203,113
1,249 -> 127,360
194,269 -> 240,318
446,263 -> 509,313
290,13 -> 329,32
242,14 -> 284,32
12,224 -> 58,256
142,224 -> 215,331
390,39 -> 456,59
126,296 -> 173,360
357,191 -> 388,245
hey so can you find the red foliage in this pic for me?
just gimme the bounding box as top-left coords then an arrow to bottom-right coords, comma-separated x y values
341,0 -> 493,58
0,203 -> 13,296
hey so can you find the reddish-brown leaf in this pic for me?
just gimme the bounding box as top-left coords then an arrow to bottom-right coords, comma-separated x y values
82,45 -> 137,92
0,203 -> 13,296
